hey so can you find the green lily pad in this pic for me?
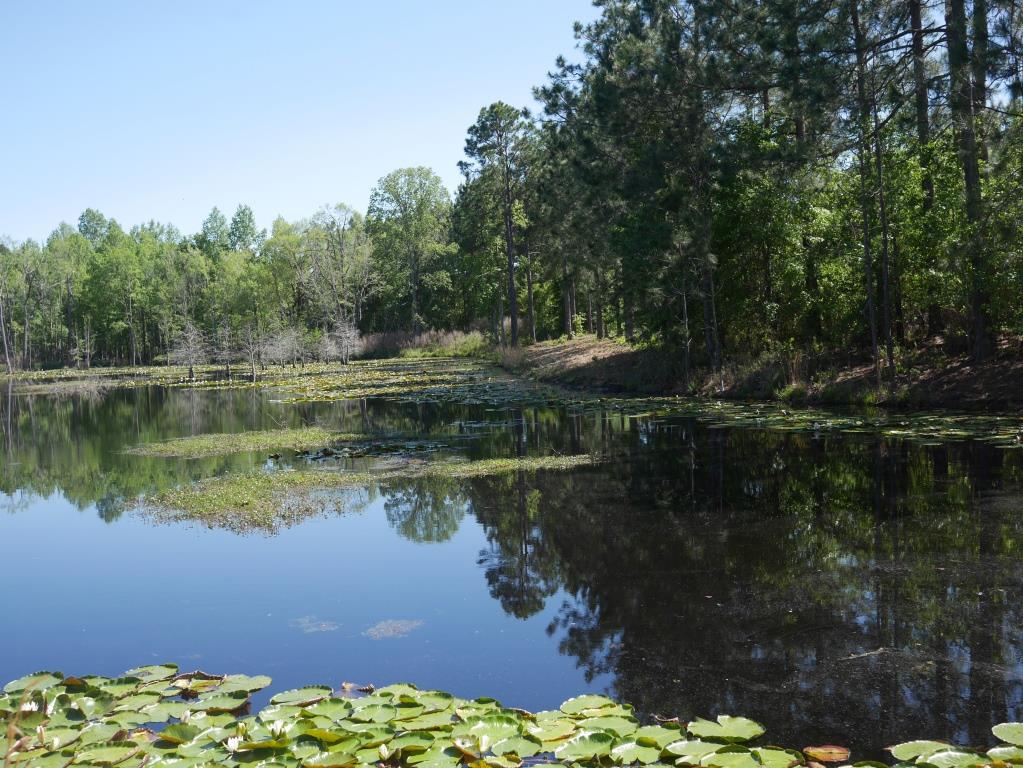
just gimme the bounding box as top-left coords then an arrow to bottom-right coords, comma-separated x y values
888,741 -> 952,761
491,734 -> 542,757
635,725 -> 684,749
159,723 -> 201,744
270,686 -> 334,706
468,714 -> 523,744
527,717 -> 576,743
924,751 -> 988,768
124,664 -> 177,682
579,715 -> 638,737
554,730 -> 617,760
3,671 -> 63,694
754,747 -> 802,768
988,745 -> 1023,761
687,716 -> 765,743
993,724 -> 1023,747
219,674 -> 273,694
349,703 -> 397,723
701,748 -> 761,768
613,740 -> 665,764
75,740 -> 142,764
560,694 -> 616,716
667,739 -> 727,763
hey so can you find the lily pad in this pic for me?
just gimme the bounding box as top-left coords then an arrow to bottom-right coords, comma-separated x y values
560,694 -> 616,716
270,686 -> 334,706
491,734 -> 542,757
993,724 -> 1023,747
688,716 -> 765,743
554,730 -> 617,760
804,745 -> 851,763
612,740 -> 665,764
888,741 -> 952,761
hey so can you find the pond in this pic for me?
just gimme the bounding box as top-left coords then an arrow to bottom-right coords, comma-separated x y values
2,363 -> 1022,758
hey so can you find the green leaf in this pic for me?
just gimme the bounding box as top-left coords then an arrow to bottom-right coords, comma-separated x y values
401,711 -> 457,731
687,717 -> 765,743
491,735 -> 542,758
270,686 -> 333,706
612,740 -> 665,764
159,723 -> 201,744
468,714 -> 523,744
526,717 -> 576,743
3,671 -> 63,693
579,715 -> 638,737
888,741 -> 952,762
753,747 -> 802,768
554,730 -> 617,760
192,690 -> 250,712
75,740 -> 142,765
124,664 -> 177,682
993,724 -> 1023,747
924,751 -> 988,768
304,699 -> 354,722
666,739 -> 727,764
219,674 -> 273,694
635,725 -> 684,749
560,694 -> 617,716
987,745 -> 1023,762
304,753 -> 360,767
349,703 -> 397,723
701,748 -> 762,768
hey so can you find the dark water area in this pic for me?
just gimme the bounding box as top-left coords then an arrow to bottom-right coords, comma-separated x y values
2,382 -> 1022,757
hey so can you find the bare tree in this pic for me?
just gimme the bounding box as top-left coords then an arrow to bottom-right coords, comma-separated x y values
213,324 -> 235,380
334,317 -> 362,364
239,323 -> 262,382
169,320 -> 208,381
262,327 -> 303,369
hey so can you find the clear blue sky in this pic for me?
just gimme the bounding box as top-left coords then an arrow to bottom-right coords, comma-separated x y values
0,1 -> 597,242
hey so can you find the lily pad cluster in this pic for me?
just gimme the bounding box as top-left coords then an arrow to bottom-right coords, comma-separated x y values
4,667 -> 1023,768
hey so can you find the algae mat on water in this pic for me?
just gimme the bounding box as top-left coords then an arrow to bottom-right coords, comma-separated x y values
125,427 -> 370,459
3,665 -> 1022,768
142,455 -> 598,534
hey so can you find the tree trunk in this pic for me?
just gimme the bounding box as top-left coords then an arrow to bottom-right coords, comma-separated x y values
0,293 -> 12,374
525,256 -> 536,343
502,169 -> 519,347
852,0 -> 881,383
871,79 -> 897,380
946,0 -> 992,360
562,254 -> 573,338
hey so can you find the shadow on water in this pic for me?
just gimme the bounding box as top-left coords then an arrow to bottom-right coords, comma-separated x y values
1,383 -> 1022,755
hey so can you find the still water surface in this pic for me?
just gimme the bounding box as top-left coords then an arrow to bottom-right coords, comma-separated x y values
2,382 -> 1022,755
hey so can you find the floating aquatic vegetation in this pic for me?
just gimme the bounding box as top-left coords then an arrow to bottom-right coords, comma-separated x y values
292,616 -> 342,634
364,619 -> 424,640
126,427 -> 367,458
143,470 -> 375,533
2,665 -> 1020,768
142,455 -> 598,533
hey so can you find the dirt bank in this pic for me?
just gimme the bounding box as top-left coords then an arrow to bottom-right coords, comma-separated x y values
506,336 -> 1023,411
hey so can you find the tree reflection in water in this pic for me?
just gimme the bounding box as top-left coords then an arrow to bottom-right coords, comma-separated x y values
2,387 -> 1022,755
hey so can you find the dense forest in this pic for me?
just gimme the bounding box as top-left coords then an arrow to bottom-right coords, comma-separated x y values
1,0 -> 1021,381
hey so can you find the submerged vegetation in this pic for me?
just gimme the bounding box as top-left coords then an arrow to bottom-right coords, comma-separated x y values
3,665 -> 1022,768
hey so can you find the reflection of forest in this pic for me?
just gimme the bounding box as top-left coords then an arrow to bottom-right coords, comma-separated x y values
454,414 -> 1023,756
4,386 -> 1022,754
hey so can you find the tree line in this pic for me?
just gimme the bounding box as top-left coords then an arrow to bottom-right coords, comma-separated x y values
2,0 -> 1021,379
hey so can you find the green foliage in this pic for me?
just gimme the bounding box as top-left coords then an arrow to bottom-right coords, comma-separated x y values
3,665 -> 1020,768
